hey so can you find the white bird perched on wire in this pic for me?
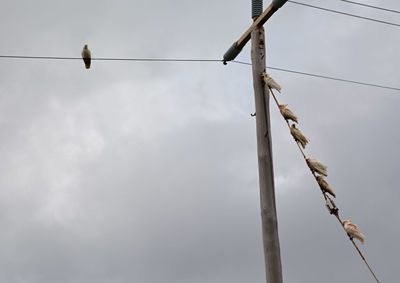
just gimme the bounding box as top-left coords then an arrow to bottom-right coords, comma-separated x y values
316,175 -> 336,198
306,157 -> 328,176
290,124 -> 308,149
279,104 -> 298,123
81,44 -> 91,69
262,73 -> 281,93
343,220 -> 365,244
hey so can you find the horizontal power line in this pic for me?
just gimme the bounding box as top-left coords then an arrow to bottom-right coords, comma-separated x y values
233,61 -> 400,92
288,0 -> 400,27
336,0 -> 400,14
0,55 -> 398,92
0,55 -> 221,62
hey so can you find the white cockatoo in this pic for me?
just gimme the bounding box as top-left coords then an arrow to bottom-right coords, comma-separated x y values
316,175 -> 336,198
279,104 -> 298,123
81,44 -> 91,69
290,124 -> 308,149
343,220 -> 365,244
306,158 -> 328,177
262,73 -> 281,93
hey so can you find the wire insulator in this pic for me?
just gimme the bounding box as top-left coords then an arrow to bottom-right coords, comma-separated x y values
223,43 -> 243,63
252,0 -> 263,18
272,0 -> 288,9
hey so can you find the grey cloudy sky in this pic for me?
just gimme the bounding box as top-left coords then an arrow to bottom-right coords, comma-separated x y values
0,0 -> 399,282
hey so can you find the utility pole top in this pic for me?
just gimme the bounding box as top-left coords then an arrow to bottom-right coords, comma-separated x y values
222,0 -> 288,64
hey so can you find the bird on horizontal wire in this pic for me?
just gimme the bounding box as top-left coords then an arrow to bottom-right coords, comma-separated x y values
343,220 -> 365,244
262,73 -> 281,93
81,44 -> 91,69
290,124 -> 308,149
306,157 -> 328,176
316,175 -> 336,198
279,104 -> 298,123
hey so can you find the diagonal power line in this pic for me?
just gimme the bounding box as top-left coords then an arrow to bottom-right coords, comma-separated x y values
287,0 -> 400,27
268,85 -> 380,283
0,55 -> 399,92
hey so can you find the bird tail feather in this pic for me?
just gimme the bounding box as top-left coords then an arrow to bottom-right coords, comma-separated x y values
359,233 -> 365,244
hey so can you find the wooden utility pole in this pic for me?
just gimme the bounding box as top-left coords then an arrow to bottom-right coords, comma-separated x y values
223,1 -> 287,282
251,25 -> 283,283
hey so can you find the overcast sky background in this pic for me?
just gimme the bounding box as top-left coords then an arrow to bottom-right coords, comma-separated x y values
0,0 -> 399,282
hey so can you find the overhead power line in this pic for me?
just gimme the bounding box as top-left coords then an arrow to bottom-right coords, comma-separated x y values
233,61 -> 400,92
287,0 -> 400,27
336,0 -> 400,14
268,86 -> 380,283
0,55 -> 221,63
0,55 -> 398,92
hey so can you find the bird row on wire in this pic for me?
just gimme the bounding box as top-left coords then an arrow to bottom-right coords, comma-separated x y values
262,73 -> 365,244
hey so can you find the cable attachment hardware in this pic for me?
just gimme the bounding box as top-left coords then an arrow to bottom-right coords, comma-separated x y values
325,195 -> 338,215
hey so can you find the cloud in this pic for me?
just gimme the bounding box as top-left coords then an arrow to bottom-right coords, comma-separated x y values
0,0 -> 398,282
